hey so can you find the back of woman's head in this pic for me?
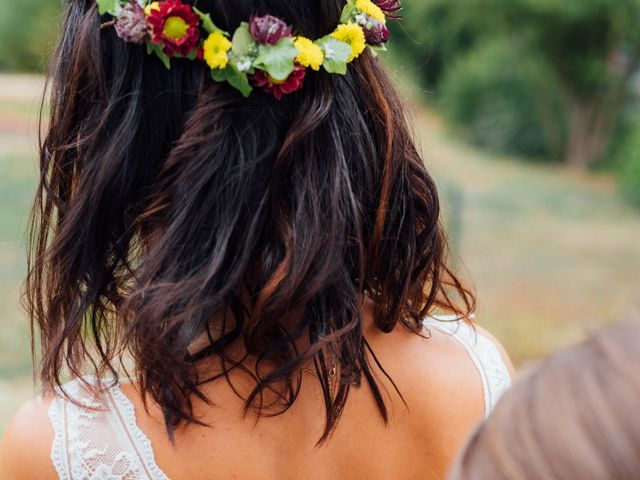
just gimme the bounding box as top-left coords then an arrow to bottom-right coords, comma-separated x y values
28,0 -> 473,440
450,319 -> 640,480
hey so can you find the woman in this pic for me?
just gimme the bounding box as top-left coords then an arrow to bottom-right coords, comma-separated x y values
0,0 -> 512,478
450,319 -> 640,480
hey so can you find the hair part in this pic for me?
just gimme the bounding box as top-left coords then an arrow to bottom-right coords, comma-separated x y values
26,0 -> 474,443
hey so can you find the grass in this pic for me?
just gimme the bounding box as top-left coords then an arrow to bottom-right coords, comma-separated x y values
0,144 -> 36,377
0,74 -> 639,429
414,109 -> 640,363
0,75 -> 42,431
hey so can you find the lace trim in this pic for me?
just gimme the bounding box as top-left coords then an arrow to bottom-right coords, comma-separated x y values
48,320 -> 509,479
48,376 -> 171,479
423,316 -> 512,417
49,393 -> 69,479
110,384 -> 170,480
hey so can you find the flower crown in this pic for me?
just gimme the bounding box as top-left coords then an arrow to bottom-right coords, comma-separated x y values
98,0 -> 402,99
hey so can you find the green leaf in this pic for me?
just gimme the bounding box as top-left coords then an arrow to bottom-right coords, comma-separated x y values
340,0 -> 357,24
369,44 -> 388,53
194,7 -> 228,35
211,64 -> 253,97
146,41 -> 171,69
156,50 -> 171,70
368,44 -> 387,58
232,22 -> 257,57
253,38 -> 298,82
185,49 -> 199,61
226,70 -> 253,98
316,36 -> 352,75
96,0 -> 118,16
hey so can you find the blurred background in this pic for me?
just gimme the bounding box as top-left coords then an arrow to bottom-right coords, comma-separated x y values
0,0 -> 639,429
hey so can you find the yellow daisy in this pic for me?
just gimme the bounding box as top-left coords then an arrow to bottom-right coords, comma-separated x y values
294,37 -> 324,71
144,1 -> 161,16
203,32 -> 232,70
331,23 -> 366,62
355,0 -> 386,23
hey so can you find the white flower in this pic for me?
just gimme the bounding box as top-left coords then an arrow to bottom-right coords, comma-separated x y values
235,58 -> 253,72
324,45 -> 336,60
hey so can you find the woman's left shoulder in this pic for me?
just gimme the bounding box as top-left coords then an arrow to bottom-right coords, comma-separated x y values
424,316 -> 516,378
473,324 -> 516,377
0,393 -> 58,480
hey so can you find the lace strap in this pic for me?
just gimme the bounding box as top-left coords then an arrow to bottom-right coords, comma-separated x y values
109,383 -> 170,480
48,392 -> 70,479
423,316 -> 511,417
48,376 -> 170,480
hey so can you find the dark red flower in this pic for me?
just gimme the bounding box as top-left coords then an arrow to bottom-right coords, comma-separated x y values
253,66 -> 306,100
147,0 -> 201,57
249,14 -> 293,45
373,0 -> 402,19
363,19 -> 390,46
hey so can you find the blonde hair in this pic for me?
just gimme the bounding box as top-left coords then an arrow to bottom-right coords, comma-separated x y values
450,319 -> 640,480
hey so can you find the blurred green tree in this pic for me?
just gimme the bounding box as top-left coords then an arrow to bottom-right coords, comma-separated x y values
438,39 -> 565,159
482,0 -> 640,169
395,0 -> 640,170
0,0 -> 62,72
617,120 -> 640,206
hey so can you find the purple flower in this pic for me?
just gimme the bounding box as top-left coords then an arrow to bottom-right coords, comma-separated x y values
115,2 -> 148,44
363,19 -> 390,46
373,0 -> 402,19
249,14 -> 293,45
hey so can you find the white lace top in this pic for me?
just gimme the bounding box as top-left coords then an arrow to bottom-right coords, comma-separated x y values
48,318 -> 512,479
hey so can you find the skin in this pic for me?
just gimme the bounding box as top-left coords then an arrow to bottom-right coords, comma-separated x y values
0,302 -> 513,480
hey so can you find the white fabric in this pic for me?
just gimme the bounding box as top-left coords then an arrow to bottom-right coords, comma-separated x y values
48,319 -> 511,479
48,376 -> 170,480
423,316 -> 512,417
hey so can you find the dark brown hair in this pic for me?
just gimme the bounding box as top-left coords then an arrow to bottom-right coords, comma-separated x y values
27,0 -> 474,442
450,319 -> 640,480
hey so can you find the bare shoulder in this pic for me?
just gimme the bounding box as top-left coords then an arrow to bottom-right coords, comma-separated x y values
383,321 -> 487,413
363,318 -> 490,476
365,319 -> 488,423
0,393 -> 57,480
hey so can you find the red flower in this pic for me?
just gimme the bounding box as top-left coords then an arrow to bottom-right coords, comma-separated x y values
363,19 -> 390,46
147,0 -> 201,57
249,14 -> 293,45
373,0 -> 402,19
253,66 -> 306,100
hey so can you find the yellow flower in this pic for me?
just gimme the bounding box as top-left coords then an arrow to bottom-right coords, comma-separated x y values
144,2 -> 160,16
203,31 -> 232,69
294,37 -> 324,71
331,23 -> 366,62
355,0 -> 386,23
